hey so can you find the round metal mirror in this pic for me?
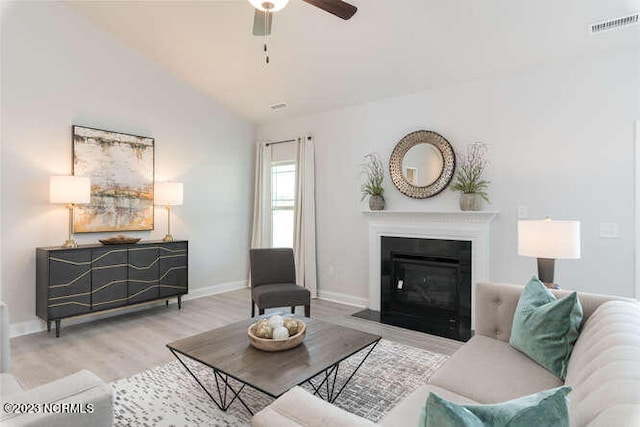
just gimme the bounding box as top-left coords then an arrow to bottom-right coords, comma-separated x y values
389,130 -> 455,198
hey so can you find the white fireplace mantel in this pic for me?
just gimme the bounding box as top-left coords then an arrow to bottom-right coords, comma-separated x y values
364,210 -> 498,327
362,210 -> 498,223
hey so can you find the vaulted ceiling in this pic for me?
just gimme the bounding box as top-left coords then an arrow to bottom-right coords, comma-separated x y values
67,0 -> 640,123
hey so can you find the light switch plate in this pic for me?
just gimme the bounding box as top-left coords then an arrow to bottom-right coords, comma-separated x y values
517,205 -> 528,219
599,223 -> 619,238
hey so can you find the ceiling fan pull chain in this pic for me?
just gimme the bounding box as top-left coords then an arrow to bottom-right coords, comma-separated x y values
264,10 -> 270,64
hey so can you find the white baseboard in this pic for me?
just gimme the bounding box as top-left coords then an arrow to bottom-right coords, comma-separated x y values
317,290 -> 368,308
10,319 -> 44,337
9,280 -> 249,338
184,280 -> 248,300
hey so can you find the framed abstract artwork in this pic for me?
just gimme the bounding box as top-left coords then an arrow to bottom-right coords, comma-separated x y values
72,125 -> 154,233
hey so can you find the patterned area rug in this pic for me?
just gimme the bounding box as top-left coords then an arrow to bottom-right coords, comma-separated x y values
111,339 -> 448,426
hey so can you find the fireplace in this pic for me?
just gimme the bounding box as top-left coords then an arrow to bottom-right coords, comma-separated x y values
381,236 -> 471,341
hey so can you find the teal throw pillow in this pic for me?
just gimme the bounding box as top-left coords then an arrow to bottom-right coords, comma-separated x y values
418,386 -> 572,427
509,277 -> 583,380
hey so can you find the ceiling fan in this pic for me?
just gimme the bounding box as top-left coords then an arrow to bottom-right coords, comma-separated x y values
248,0 -> 358,37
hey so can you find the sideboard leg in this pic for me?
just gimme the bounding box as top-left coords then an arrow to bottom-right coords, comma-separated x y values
55,319 -> 61,338
178,295 -> 182,310
47,320 -> 51,333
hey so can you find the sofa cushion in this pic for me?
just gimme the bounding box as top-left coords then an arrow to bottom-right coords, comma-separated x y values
251,386 -> 376,427
429,335 -> 562,404
0,370 -> 113,427
474,282 -> 632,344
564,300 -> 640,427
0,373 -> 23,398
509,277 -> 582,380
380,384 -> 477,427
419,386 -> 572,427
252,284 -> 311,308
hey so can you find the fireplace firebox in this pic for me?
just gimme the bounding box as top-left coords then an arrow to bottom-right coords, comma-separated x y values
381,236 -> 471,341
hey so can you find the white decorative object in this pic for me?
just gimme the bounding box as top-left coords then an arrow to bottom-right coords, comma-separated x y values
267,314 -> 284,329
248,319 -> 307,351
272,326 -> 290,340
248,0 -> 289,12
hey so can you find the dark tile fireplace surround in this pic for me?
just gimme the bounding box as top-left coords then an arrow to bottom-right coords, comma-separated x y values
355,236 -> 472,342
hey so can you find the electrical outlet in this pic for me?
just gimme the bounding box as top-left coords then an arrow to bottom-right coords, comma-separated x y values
327,266 -> 335,279
599,223 -> 619,238
517,205 -> 528,219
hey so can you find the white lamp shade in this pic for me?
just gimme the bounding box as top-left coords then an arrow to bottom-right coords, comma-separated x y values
155,182 -> 183,206
518,219 -> 581,259
49,175 -> 91,204
248,0 -> 289,12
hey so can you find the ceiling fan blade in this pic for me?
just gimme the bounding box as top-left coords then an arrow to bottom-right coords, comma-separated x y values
302,0 -> 357,20
252,9 -> 272,36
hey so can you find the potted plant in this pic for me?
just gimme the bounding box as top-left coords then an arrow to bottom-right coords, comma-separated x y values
451,143 -> 490,211
361,153 -> 385,210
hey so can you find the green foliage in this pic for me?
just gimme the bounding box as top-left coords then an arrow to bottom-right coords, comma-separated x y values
451,143 -> 490,202
360,153 -> 385,201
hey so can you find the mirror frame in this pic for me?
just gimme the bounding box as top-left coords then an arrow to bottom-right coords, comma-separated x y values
389,130 -> 455,199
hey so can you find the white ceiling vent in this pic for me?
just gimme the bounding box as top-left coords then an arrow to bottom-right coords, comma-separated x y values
590,13 -> 638,34
269,102 -> 289,111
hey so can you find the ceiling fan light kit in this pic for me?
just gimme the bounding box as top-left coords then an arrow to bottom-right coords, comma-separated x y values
249,0 -> 357,64
249,0 -> 289,12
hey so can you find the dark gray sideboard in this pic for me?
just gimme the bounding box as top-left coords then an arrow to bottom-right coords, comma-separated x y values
36,240 -> 188,337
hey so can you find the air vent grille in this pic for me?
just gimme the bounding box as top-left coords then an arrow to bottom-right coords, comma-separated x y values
590,13 -> 638,33
269,102 -> 289,111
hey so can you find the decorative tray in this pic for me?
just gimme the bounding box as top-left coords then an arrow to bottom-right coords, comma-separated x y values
248,319 -> 306,352
99,235 -> 141,245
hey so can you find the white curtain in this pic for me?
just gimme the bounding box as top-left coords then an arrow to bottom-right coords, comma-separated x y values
251,142 -> 272,248
293,136 -> 318,297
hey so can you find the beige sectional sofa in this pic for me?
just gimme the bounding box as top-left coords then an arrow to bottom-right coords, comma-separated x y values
0,302 -> 113,427
252,282 -> 640,427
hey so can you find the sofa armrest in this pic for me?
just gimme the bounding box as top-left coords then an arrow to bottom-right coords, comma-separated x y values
252,386 -> 376,427
1,301 -> 10,373
0,370 -> 113,427
474,282 -> 635,343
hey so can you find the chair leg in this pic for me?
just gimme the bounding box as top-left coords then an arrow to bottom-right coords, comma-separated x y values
251,301 -> 255,317
291,306 -> 295,314
259,307 -> 265,315
304,304 -> 310,317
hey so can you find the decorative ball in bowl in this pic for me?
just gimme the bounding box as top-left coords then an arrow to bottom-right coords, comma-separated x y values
248,315 -> 306,352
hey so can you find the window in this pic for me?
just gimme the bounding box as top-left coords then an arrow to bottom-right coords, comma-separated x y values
271,162 -> 295,247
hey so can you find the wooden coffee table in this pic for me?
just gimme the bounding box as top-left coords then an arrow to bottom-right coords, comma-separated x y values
167,317 -> 381,415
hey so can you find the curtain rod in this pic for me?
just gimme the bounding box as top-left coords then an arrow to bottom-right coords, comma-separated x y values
265,138 -> 296,147
265,136 -> 312,147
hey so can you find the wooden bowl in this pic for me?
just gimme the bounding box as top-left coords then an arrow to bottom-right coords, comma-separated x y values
248,319 -> 306,352
99,236 -> 141,245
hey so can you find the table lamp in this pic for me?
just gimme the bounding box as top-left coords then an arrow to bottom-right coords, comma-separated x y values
517,217 -> 581,289
49,175 -> 91,248
155,182 -> 183,242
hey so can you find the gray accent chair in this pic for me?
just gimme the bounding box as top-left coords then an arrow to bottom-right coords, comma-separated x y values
250,248 -> 311,317
0,301 -> 114,427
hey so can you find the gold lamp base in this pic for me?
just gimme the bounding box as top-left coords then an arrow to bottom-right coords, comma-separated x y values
62,239 -> 78,248
162,234 -> 174,242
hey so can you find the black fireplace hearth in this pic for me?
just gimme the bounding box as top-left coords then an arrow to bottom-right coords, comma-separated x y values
381,236 -> 471,341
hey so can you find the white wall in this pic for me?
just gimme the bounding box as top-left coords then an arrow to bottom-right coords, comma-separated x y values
1,3 -> 255,327
259,47 -> 640,303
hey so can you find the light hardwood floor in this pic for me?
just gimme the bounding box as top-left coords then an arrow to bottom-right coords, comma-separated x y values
10,288 -> 462,389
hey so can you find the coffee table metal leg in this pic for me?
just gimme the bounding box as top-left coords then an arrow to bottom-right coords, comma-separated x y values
213,370 -> 253,415
307,339 -> 380,403
170,348 -> 256,415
